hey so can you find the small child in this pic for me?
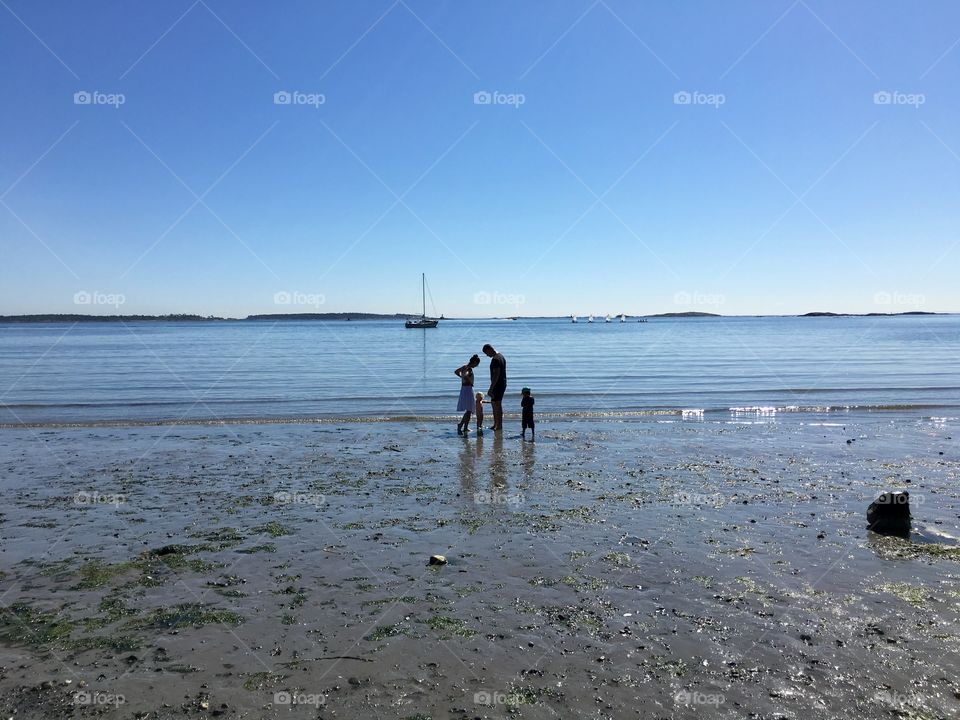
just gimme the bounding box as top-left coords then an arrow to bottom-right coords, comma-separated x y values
475,392 -> 485,435
521,387 -> 535,440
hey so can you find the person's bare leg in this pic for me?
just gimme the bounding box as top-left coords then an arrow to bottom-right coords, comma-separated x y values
458,411 -> 470,434
493,401 -> 503,431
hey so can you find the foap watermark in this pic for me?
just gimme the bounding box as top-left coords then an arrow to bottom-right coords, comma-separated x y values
473,90 -> 525,108
74,90 -> 125,108
874,690 -> 920,706
273,491 -> 325,508
73,691 -> 125,707
874,491 -> 925,507
673,291 -> 725,308
674,689 -> 725,706
273,90 -> 325,108
474,690 -> 522,707
274,691 -> 325,707
674,90 -> 725,108
273,290 -> 325,308
74,491 -> 127,508
473,291 -> 526,308
473,491 -> 524,507
74,290 -> 125,309
674,491 -> 724,506
873,90 -> 925,108
873,291 -> 925,309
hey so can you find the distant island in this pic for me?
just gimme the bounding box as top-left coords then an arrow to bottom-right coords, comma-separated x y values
0,313 -> 408,323
246,313 -> 409,321
801,311 -> 939,317
647,312 -> 721,318
0,314 -> 224,323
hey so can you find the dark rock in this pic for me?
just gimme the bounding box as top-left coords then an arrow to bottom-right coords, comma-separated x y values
867,491 -> 911,537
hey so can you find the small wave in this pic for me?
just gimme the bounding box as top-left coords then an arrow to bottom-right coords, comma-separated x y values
0,403 -> 953,430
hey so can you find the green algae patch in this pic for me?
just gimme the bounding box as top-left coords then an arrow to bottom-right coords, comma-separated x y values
84,595 -> 139,630
602,552 -> 631,568
237,544 -> 276,554
75,560 -> 137,589
423,616 -> 477,638
189,527 -> 245,547
871,536 -> 960,562
873,582 -> 932,606
138,544 -> 222,574
65,634 -> 142,653
0,600 -> 143,653
0,602 -> 76,648
361,596 -> 417,610
125,603 -> 244,630
254,521 -> 293,538
365,624 -> 407,641
242,671 -> 289,691
213,588 -> 247,598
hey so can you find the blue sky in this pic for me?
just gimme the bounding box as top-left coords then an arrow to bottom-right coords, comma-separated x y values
1,0 -> 958,317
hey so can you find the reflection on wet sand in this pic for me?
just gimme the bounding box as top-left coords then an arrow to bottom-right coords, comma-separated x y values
458,431 -> 528,508
457,435 -> 477,498
521,438 -> 535,482
490,431 -> 507,491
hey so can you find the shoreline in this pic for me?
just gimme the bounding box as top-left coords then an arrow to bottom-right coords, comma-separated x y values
1,404 -> 958,430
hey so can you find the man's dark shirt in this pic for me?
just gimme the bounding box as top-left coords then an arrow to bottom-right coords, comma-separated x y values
489,353 -> 506,399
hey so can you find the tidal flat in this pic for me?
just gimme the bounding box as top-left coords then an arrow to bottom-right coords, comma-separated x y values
0,415 -> 957,719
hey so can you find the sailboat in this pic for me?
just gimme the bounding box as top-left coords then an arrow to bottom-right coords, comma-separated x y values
619,314 -> 626,323
587,315 -> 594,323
604,314 -> 612,323
405,273 -> 439,329
571,315 -> 578,323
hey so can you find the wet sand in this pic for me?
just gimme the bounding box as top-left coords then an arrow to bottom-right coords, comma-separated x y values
0,415 -> 958,719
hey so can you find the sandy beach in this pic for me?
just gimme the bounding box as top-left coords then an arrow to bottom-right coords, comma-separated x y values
1,414 -> 958,719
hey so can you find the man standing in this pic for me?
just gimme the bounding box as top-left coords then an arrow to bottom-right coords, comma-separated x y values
482,343 -> 506,431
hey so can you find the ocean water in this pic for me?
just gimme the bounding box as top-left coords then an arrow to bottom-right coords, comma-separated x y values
1,316 -> 958,426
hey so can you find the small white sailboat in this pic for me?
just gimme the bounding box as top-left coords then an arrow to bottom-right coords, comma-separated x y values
405,273 -> 439,329
619,314 -> 626,323
571,314 -> 578,323
587,315 -> 594,323
604,314 -> 612,323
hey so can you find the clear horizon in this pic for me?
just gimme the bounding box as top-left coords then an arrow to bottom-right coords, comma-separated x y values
2,1 -> 959,317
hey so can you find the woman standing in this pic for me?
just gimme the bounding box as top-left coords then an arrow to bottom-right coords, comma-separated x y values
455,354 -> 481,435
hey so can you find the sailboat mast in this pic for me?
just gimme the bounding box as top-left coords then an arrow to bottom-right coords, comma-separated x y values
421,273 -> 426,318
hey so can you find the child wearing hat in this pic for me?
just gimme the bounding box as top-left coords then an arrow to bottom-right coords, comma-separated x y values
520,387 -> 535,440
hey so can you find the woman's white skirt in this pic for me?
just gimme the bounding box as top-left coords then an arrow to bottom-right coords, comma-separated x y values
457,385 -> 474,412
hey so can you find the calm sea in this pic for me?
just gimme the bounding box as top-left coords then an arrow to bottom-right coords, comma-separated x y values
1,316 -> 958,426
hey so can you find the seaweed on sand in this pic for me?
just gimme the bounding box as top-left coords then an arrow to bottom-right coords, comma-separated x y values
0,602 -> 75,647
0,600 -> 142,653
422,616 -> 477,638
123,603 -> 243,630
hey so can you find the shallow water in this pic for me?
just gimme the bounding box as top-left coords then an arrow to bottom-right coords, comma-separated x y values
1,315 -> 959,424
